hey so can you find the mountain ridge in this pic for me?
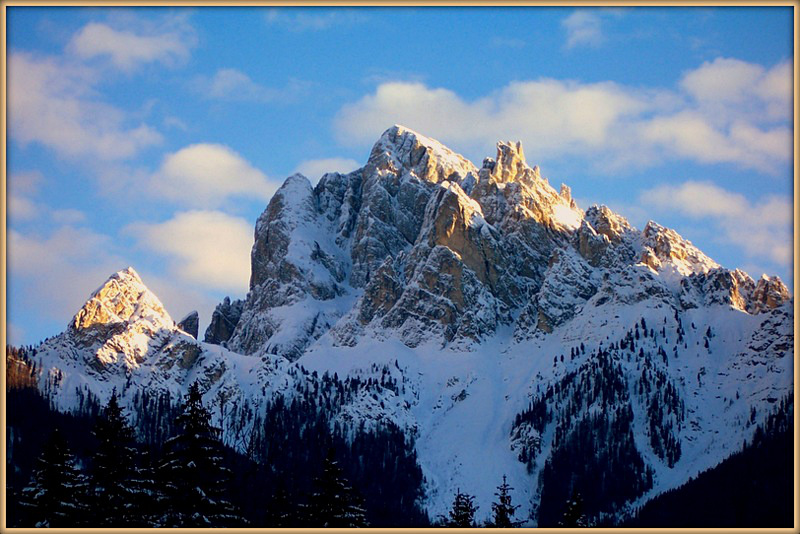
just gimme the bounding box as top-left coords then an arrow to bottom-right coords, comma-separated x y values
18,125 -> 793,525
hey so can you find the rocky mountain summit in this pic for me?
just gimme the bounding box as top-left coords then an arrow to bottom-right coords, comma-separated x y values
21,126 -> 793,525
213,125 -> 789,359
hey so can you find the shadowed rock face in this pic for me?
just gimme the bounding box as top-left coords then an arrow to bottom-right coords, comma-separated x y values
204,297 -> 244,345
216,125 -> 791,359
178,311 -> 199,339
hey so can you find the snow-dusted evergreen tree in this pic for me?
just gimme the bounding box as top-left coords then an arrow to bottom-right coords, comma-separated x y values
490,475 -> 521,527
306,447 -> 368,527
558,490 -> 588,527
89,391 -> 154,526
265,480 -> 298,527
157,382 -> 245,527
19,428 -> 88,527
447,488 -> 478,527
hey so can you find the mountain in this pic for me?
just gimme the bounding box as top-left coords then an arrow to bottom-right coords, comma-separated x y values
18,125 -> 793,525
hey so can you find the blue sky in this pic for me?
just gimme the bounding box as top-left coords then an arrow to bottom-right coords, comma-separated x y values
6,6 -> 794,345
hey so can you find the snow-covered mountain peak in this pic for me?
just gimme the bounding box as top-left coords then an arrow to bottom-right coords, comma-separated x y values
585,205 -> 635,243
641,220 -> 719,277
19,125 -> 794,527
368,125 -> 478,185
488,139 -> 535,184
752,274 -> 792,309
71,267 -> 173,334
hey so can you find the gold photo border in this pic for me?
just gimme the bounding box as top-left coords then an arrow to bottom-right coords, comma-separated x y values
0,1 -> 797,532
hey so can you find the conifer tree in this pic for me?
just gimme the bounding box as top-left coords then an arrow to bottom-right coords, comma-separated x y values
265,480 -> 297,527
558,490 -> 588,527
19,428 -> 88,527
158,382 -> 244,527
448,488 -> 478,527
306,447 -> 369,527
90,391 -> 151,526
491,475 -> 521,527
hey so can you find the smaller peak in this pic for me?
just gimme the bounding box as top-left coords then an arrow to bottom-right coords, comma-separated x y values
71,267 -> 172,333
496,140 -> 526,163
559,183 -> 572,200
751,273 -> 791,310
388,124 -> 420,137
642,220 -> 719,276
283,172 -> 312,186
368,125 -> 477,184
272,173 -> 314,201
584,205 -> 634,244
489,140 -> 536,184
177,311 -> 200,339
112,266 -> 142,283
643,220 -> 666,234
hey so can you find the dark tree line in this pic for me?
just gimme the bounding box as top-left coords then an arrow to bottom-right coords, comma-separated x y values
626,394 -> 793,527
436,475 -> 523,527
13,385 -> 247,527
6,350 -> 428,527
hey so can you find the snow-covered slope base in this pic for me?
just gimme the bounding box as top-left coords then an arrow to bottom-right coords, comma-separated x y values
24,126 -> 793,526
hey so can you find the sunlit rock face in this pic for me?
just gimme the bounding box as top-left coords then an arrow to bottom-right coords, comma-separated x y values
22,125 -> 794,526
214,125 -> 791,359
55,267 -> 200,374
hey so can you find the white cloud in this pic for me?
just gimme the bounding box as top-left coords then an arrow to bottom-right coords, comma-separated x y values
7,221 -> 237,341
134,270 -> 220,333
562,10 -> 605,49
295,157 -> 360,183
151,143 -> 279,207
8,226 -> 127,322
125,210 -> 253,293
8,171 -> 45,221
336,80 -> 646,151
333,57 -> 792,174
9,170 -> 43,195
163,115 -> 189,131
265,8 -> 368,31
640,181 -> 792,266
196,68 -> 309,103
8,52 -> 163,160
67,17 -> 195,71
51,209 -> 88,225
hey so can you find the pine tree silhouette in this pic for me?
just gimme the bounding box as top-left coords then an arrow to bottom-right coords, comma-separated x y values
89,391 -> 145,525
19,428 -> 88,527
448,488 -> 478,527
306,447 -> 368,527
491,474 -> 521,527
157,382 -> 245,527
558,490 -> 588,527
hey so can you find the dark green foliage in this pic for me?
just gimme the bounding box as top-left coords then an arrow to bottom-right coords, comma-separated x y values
447,489 -> 478,527
6,384 -> 99,527
628,395 -> 792,527
639,357 -> 684,467
18,429 -> 89,527
538,404 -> 652,526
157,382 -> 245,527
512,348 -> 654,526
6,350 -> 429,527
89,391 -> 152,526
304,447 -> 369,527
239,365 -> 427,527
490,475 -> 521,527
558,490 -> 588,527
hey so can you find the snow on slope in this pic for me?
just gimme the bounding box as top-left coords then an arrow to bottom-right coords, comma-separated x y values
23,126 -> 793,525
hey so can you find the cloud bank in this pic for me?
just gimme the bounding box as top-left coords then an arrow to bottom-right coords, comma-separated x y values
333,58 -> 791,174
